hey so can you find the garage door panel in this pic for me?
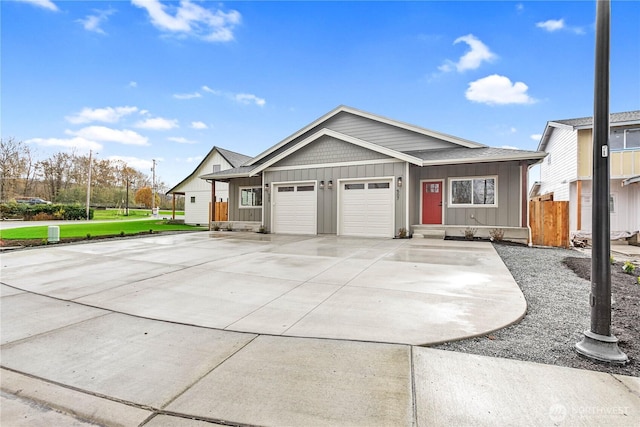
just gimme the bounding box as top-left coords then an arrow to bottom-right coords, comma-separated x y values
340,180 -> 393,238
273,184 -> 317,235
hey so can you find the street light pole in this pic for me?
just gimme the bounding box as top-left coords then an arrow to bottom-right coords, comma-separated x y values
86,150 -> 93,220
575,0 -> 627,364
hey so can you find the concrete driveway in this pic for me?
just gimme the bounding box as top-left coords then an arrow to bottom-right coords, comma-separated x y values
2,233 -> 639,426
0,232 -> 525,345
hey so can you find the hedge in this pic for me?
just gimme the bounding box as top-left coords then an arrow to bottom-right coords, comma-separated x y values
0,203 -> 94,220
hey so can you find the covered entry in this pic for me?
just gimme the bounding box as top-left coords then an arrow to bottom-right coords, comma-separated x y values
339,178 -> 394,238
272,182 -> 317,235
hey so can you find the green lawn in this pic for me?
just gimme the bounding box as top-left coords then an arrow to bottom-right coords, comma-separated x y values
92,209 -> 185,220
0,219 -> 205,240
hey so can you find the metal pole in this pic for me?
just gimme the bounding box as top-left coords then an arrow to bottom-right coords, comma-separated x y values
126,179 -> 129,216
151,159 -> 156,215
575,0 -> 627,364
86,150 -> 92,220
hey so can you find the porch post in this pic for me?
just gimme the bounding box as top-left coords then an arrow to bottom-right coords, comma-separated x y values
172,194 -> 176,220
521,161 -> 528,227
576,180 -> 582,230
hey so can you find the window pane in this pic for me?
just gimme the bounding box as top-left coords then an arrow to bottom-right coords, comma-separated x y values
610,129 -> 624,150
368,182 -> 390,189
451,180 -> 472,204
345,183 -> 365,190
473,178 -> 495,204
241,188 -> 262,206
626,129 -> 640,149
277,186 -> 294,192
297,185 -> 315,191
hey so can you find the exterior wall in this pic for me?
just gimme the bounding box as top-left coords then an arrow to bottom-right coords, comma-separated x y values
260,111 -> 461,164
579,180 -> 640,232
263,161 -> 406,234
414,161 -> 523,227
228,177 -> 263,222
539,127 -> 577,201
172,151 -> 233,225
275,135 -> 389,166
578,128 -> 640,178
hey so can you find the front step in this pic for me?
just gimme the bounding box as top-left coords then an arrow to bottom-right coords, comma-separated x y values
412,227 -> 445,239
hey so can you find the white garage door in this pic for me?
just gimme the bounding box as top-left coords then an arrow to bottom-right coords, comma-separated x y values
272,183 -> 317,235
340,179 -> 394,238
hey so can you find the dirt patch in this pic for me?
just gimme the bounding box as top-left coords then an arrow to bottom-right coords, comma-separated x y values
563,257 -> 640,365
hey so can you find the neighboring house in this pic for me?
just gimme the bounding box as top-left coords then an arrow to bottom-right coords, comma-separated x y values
201,106 -> 546,240
533,110 -> 640,235
167,147 -> 252,226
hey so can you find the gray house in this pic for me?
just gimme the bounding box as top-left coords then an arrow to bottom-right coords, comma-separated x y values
201,106 -> 546,241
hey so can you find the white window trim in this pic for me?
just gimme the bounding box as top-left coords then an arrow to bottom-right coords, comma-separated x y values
239,186 -> 263,209
448,175 -> 498,208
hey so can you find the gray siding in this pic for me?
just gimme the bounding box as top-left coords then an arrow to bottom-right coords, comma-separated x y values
260,111 -> 460,164
264,161 -> 406,234
413,161 -> 522,227
228,177 -> 263,222
274,135 -> 388,166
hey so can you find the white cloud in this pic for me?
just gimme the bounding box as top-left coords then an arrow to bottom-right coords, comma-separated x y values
536,19 -> 565,32
531,134 -> 542,141
202,85 -> 220,95
26,137 -> 102,151
185,155 -> 204,163
135,117 -> 179,130
234,93 -> 266,107
173,92 -> 202,100
108,155 -> 154,171
190,121 -> 208,129
77,9 -> 115,34
465,74 -> 536,105
516,4 -> 524,13
501,145 -> 519,150
439,34 -> 496,73
66,106 -> 138,124
68,126 -> 150,146
16,0 -> 58,11
129,81 -> 138,88
168,136 -> 197,144
131,0 -> 241,42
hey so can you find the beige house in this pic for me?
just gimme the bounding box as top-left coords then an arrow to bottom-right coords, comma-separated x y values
533,111 -> 640,235
167,147 -> 251,226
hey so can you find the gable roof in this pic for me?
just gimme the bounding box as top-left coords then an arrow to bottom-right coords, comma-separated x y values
166,146 -> 252,194
538,110 -> 640,151
246,105 -> 485,166
407,146 -> 546,166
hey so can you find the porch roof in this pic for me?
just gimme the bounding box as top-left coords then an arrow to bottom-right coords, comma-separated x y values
406,146 -> 546,166
200,165 -> 256,181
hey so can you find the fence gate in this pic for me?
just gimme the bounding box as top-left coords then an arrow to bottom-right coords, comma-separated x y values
529,200 -> 569,248
210,201 -> 228,222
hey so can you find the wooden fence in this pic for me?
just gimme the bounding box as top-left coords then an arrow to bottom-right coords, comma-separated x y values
210,201 -> 228,222
529,200 -> 569,248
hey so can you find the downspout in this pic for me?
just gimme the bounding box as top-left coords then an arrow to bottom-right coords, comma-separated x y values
526,162 -> 536,247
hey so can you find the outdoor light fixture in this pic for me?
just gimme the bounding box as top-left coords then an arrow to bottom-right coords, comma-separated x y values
320,180 -> 325,189
398,177 -> 403,188
264,183 -> 269,191
328,180 -> 333,189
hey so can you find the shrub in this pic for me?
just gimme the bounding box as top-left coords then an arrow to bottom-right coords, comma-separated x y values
462,227 -> 477,240
489,228 -> 504,242
622,261 -> 636,274
0,203 -> 92,220
397,227 -> 408,238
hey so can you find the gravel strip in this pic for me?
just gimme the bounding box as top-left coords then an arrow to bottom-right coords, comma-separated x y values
433,243 -> 638,377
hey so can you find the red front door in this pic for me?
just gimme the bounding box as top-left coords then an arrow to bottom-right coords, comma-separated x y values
422,181 -> 443,224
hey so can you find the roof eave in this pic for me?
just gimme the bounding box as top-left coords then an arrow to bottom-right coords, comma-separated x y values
421,153 -> 546,167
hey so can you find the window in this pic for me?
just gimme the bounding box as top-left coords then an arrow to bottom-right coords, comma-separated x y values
277,186 -> 294,192
212,164 -> 221,173
449,176 -> 497,207
425,183 -> 440,193
610,128 -> 640,150
610,193 -> 616,213
297,185 -> 315,191
190,196 -> 196,203
239,187 -> 262,208
345,183 -> 365,190
368,182 -> 390,189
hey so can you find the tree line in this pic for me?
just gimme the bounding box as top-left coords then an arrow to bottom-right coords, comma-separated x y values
1,137 -> 182,209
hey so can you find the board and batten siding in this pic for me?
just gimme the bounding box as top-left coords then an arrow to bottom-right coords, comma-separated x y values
274,135 -> 389,166
264,161 -> 406,234
227,177 -> 263,222
539,127 -> 577,201
172,150 -> 233,225
413,161 -> 523,227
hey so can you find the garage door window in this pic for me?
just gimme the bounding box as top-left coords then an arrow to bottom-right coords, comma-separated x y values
345,183 -> 365,190
277,186 -> 294,192
240,187 -> 262,208
368,182 -> 390,189
297,185 -> 314,191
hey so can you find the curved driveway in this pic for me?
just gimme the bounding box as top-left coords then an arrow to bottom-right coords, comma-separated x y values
1,232 -> 525,345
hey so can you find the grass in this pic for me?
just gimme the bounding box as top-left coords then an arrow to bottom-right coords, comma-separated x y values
0,219 -> 205,240
92,209 -> 185,220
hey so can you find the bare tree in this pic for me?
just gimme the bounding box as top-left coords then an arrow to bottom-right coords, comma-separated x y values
0,137 -> 34,201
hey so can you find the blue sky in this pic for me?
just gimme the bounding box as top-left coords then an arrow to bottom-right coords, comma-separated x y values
2,0 -> 639,187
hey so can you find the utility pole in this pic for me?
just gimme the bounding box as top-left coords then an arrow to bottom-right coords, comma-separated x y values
575,0 -> 627,364
151,159 -> 156,216
86,149 -> 93,220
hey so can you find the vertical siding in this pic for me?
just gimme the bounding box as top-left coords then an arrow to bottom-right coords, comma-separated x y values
416,162 -> 522,227
539,128 -> 577,201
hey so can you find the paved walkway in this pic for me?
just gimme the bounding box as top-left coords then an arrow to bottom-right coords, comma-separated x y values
1,233 -> 638,426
